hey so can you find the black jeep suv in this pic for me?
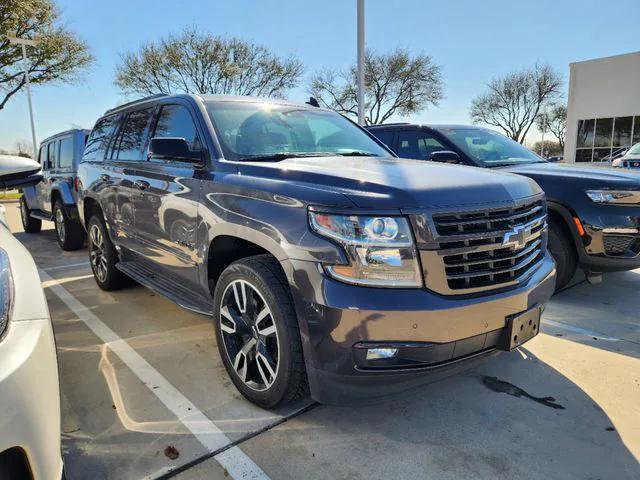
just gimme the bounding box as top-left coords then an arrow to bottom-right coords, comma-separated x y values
368,124 -> 640,289
77,95 -> 555,407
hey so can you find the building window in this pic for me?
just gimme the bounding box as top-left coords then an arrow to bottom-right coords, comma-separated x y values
575,115 -> 640,162
594,118 -> 613,148
576,119 -> 595,148
612,117 -> 633,148
575,148 -> 593,162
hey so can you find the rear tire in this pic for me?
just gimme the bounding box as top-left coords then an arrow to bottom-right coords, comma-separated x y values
548,217 -> 578,291
53,201 -> 85,251
87,214 -> 132,291
19,196 -> 41,233
212,255 -> 308,408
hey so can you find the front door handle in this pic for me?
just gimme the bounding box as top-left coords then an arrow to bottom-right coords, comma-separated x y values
99,174 -> 110,182
134,180 -> 150,191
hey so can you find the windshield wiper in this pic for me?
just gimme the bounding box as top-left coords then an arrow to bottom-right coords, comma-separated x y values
336,151 -> 380,157
487,160 -> 544,168
237,152 -> 334,162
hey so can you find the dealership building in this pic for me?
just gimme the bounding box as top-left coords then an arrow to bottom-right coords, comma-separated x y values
564,51 -> 640,164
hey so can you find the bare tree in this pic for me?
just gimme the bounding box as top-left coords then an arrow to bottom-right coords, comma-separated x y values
532,140 -> 562,157
14,139 -> 33,158
115,28 -> 304,98
470,64 -> 562,144
545,104 -> 567,151
536,104 -> 567,151
0,0 -> 93,111
310,48 -> 444,125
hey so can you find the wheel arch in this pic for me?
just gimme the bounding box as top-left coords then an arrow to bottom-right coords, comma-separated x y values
205,229 -> 289,288
546,200 -> 583,256
82,196 -> 104,229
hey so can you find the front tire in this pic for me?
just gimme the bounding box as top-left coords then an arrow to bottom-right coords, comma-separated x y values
548,217 -> 578,290
212,255 -> 308,408
20,196 -> 41,233
87,215 -> 131,291
53,201 -> 85,251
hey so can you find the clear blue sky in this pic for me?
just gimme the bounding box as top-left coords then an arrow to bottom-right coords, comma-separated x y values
2,0 -> 639,151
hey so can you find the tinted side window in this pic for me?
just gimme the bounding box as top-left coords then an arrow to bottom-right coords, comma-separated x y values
371,130 -> 394,148
47,140 -> 59,170
59,136 -> 74,169
83,115 -> 119,161
397,130 -> 447,160
152,105 -> 202,152
38,145 -> 46,165
112,108 -> 154,161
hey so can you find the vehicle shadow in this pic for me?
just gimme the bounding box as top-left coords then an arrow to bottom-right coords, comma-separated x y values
246,348 -> 640,480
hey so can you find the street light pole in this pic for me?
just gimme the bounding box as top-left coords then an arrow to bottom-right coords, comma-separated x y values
7,36 -> 39,158
357,0 -> 365,126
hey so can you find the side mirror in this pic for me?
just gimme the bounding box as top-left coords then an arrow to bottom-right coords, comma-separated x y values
429,150 -> 461,164
149,137 -> 203,164
0,155 -> 43,189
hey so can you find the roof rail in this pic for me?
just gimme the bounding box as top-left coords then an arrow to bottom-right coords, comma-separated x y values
367,122 -> 410,128
105,93 -> 168,114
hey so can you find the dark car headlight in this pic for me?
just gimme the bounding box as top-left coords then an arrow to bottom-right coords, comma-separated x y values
0,248 -> 12,337
585,190 -> 640,205
309,211 -> 422,287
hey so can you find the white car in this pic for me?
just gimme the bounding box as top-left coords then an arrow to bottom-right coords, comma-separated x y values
0,156 -> 63,479
612,143 -> 640,169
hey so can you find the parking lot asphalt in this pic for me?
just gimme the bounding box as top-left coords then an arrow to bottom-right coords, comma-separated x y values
2,198 -> 639,480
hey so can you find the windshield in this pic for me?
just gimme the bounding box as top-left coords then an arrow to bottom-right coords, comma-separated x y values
440,128 -> 545,167
627,143 -> 640,155
205,101 -> 390,161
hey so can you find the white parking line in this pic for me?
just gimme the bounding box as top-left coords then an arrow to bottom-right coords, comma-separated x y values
43,261 -> 90,272
542,319 -> 621,342
39,269 -> 269,480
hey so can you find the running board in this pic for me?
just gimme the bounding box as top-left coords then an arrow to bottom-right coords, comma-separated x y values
116,261 -> 213,316
29,209 -> 52,221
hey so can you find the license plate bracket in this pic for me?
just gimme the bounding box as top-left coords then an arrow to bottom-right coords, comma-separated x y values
498,306 -> 542,351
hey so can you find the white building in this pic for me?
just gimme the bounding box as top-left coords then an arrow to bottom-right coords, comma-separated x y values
564,51 -> 640,163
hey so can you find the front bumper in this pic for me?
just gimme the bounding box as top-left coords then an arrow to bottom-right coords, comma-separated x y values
0,319 -> 63,480
574,203 -> 640,272
284,253 -> 556,404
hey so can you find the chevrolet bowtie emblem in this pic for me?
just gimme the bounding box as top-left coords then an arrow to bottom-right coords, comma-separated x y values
502,225 -> 531,250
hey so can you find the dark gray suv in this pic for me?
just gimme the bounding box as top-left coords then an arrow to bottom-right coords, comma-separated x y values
77,94 -> 556,407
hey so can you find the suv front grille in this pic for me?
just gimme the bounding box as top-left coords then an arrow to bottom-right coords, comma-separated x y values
417,198 -> 548,295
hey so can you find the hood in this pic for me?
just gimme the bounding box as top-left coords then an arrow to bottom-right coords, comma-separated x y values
501,162 -> 640,188
238,156 -> 541,209
0,155 -> 40,178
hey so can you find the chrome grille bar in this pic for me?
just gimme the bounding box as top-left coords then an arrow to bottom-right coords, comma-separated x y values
419,197 -> 548,294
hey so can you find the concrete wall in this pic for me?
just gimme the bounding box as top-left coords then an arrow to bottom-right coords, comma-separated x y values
564,51 -> 640,163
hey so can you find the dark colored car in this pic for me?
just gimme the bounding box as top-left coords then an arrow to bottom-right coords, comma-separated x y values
20,129 -> 89,250
77,95 -> 555,407
367,124 -> 640,289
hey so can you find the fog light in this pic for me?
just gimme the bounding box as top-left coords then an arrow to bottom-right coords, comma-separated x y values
366,348 -> 398,360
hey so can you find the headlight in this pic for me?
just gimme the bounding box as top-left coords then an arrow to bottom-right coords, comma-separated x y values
0,248 -> 12,337
309,212 -> 422,287
586,190 -> 640,205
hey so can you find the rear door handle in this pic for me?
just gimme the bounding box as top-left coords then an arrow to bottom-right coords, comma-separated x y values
134,180 -> 150,191
99,174 -> 110,182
